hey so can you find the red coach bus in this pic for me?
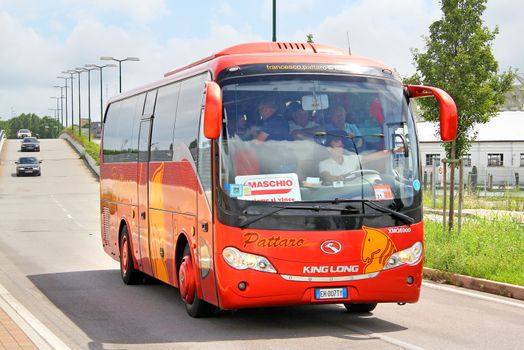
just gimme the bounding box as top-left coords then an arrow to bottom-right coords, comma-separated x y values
100,42 -> 457,317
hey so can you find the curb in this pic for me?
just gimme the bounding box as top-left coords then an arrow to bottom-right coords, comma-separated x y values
60,135 -> 524,302
423,267 -> 524,300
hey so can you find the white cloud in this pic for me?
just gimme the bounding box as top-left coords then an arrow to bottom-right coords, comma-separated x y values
297,0 -> 441,77
0,0 -> 521,120
163,24 -> 262,73
0,11 -> 65,119
0,12 -> 262,119
484,0 -> 524,72
260,0 -> 318,20
69,0 -> 170,23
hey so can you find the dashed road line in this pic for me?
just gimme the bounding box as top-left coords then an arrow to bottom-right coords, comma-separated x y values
52,195 -> 85,229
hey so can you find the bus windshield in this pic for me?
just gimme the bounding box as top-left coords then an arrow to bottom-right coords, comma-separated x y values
219,75 -> 420,219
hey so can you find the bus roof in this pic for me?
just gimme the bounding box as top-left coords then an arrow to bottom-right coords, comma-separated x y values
164,42 -> 392,78
109,42 -> 396,104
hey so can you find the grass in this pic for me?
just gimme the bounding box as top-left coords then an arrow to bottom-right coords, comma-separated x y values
64,128 -> 100,165
424,216 -> 524,286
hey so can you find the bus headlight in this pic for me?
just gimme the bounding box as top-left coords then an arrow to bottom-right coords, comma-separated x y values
384,242 -> 423,270
222,247 -> 277,273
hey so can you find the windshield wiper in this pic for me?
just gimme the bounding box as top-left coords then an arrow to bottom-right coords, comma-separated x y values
300,198 -> 414,225
362,200 -> 414,225
239,204 -> 354,228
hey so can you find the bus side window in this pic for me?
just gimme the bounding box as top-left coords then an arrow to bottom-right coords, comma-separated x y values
151,84 -> 179,162
173,74 -> 208,163
103,101 -> 122,163
143,89 -> 157,117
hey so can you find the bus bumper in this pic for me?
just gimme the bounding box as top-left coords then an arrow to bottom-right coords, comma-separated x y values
215,261 -> 422,310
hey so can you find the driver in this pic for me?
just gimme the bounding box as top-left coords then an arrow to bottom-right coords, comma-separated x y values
319,135 -> 361,183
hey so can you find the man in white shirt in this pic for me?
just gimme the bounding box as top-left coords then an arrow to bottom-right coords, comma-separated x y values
319,136 -> 361,183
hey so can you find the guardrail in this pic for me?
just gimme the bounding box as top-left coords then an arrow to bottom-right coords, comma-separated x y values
60,133 -> 100,177
0,129 -> 5,153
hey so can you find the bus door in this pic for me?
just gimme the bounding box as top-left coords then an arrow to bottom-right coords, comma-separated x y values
196,109 -> 218,305
137,118 -> 153,276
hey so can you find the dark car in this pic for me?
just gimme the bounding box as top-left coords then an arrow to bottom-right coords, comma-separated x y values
21,137 -> 40,152
15,157 -> 42,176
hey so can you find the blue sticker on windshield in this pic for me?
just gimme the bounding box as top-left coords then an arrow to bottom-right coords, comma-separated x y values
229,184 -> 243,197
413,179 -> 421,191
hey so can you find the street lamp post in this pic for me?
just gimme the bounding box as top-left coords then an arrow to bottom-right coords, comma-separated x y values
99,56 -> 140,93
85,63 -> 116,125
56,77 -> 69,127
272,0 -> 277,42
73,69 -> 84,137
62,71 -> 75,131
77,66 -> 96,141
48,108 -> 58,138
50,97 -> 60,137
53,85 -> 65,127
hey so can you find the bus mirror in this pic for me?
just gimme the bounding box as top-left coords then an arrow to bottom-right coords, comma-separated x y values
203,81 -> 222,139
302,94 -> 329,111
406,85 -> 458,142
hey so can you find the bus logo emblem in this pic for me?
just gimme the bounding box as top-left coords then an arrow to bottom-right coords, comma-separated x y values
320,240 -> 342,255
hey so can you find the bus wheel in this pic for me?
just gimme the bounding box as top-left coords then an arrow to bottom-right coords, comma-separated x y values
178,245 -> 216,318
344,303 -> 377,313
119,226 -> 141,285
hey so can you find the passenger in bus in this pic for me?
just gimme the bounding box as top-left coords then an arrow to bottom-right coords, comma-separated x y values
229,111 -> 257,141
319,135 -> 361,183
254,98 -> 289,143
326,105 -> 363,151
286,102 -> 322,140
319,132 -> 396,182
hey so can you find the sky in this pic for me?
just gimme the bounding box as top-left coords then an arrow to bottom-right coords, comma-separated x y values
0,0 -> 522,122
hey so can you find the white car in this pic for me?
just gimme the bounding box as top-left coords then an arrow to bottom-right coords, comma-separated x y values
17,129 -> 32,138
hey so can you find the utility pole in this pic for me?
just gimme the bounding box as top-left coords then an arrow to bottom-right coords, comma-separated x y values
272,0 -> 277,42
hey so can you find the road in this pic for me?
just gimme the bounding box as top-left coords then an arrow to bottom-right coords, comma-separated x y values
0,139 -> 523,350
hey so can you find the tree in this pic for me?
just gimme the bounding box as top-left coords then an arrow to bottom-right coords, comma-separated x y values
2,113 -> 63,138
408,0 -> 514,231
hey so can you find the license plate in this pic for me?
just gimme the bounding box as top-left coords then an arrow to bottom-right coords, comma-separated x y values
315,287 -> 348,300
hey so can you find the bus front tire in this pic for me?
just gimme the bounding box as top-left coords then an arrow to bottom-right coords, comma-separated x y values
119,226 -> 141,285
178,245 -> 216,318
344,303 -> 377,313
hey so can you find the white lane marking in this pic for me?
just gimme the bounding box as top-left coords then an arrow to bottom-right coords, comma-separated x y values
346,323 -> 425,350
0,284 -> 71,350
51,195 -> 85,228
423,281 -> 524,309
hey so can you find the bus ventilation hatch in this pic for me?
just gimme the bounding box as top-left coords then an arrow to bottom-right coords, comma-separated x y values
276,42 -> 309,51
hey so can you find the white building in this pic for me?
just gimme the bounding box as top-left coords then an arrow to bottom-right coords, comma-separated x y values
417,111 -> 524,188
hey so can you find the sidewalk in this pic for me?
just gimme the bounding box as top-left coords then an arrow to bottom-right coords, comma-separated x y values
0,308 -> 37,349
0,283 -> 56,350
